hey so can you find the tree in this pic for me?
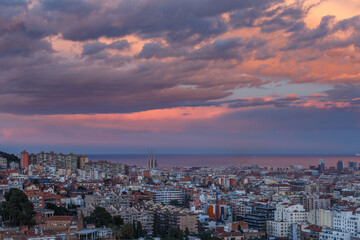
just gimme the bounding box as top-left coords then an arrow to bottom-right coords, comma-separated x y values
109,216 -> 124,240
169,199 -> 179,206
121,223 -> 134,239
46,203 -> 72,216
86,207 -> 113,228
185,227 -> 190,239
135,221 -> 145,238
0,188 -> 35,227
184,194 -> 191,208
133,220 -> 136,237
33,179 -> 40,185
152,213 -> 161,237
112,226 -> 122,240
198,232 -> 221,240
168,227 -> 184,239
113,215 -> 124,227
238,224 -> 243,233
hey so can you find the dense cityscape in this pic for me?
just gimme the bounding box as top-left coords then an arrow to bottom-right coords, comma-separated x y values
1,0 -> 360,239
0,151 -> 359,240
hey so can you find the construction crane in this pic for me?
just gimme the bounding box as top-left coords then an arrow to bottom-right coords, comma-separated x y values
211,188 -> 220,225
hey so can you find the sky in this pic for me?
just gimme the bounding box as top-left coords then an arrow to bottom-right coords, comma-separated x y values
1,0 -> 360,155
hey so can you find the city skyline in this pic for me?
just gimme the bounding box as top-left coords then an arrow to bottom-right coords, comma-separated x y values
2,1 -> 360,239
1,0 -> 360,155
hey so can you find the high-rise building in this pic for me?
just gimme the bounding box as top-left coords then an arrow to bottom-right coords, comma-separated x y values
24,151 -> 88,172
267,203 -> 308,238
318,159 -> 325,171
348,161 -> 357,171
65,153 -> 77,172
242,202 -> 276,231
336,160 -> 344,171
302,195 -> 330,211
77,155 -> 89,170
29,153 -> 37,165
0,157 -> 7,169
21,150 -> 29,170
147,149 -> 157,168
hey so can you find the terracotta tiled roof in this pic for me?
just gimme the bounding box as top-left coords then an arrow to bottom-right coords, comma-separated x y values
304,225 -> 322,232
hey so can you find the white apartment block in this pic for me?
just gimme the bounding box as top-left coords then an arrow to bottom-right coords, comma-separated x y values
319,228 -> 351,240
267,203 -> 308,238
307,209 -> 333,228
333,211 -> 360,235
267,221 -> 291,238
152,188 -> 184,205
274,203 -> 308,222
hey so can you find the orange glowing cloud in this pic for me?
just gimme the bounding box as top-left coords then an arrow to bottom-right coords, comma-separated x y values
55,105 -> 232,122
2,106 -> 234,133
292,99 -> 351,109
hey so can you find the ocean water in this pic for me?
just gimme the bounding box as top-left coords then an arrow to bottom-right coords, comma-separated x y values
87,154 -> 360,168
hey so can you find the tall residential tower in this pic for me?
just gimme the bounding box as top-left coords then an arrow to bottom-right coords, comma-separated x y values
21,150 -> 29,170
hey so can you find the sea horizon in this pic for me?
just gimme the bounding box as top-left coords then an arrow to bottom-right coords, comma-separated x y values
87,154 -> 360,168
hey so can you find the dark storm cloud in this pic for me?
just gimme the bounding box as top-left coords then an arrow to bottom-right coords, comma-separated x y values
0,0 -> 27,6
38,0 -> 283,42
137,42 -> 187,59
279,13 -> 360,52
283,15 -> 335,50
229,8 -> 263,29
0,1 -> 54,58
1,0 -> 360,116
229,0 -> 317,34
225,83 -> 360,111
187,37 -> 269,61
82,42 -> 107,56
108,40 -> 130,50
227,95 -> 299,109
40,0 -> 96,18
0,59 -> 232,114
187,37 -> 244,61
325,84 -> 360,103
0,32 -> 52,57
333,15 -> 360,32
82,40 -> 130,56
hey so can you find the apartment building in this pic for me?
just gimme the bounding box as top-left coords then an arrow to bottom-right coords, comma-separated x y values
267,203 -> 308,238
241,202 -> 275,231
333,211 -> 360,235
302,195 -> 331,211
319,228 -> 351,240
144,201 -> 198,234
25,190 -> 61,209
152,188 -> 185,205
115,206 -> 153,234
307,209 -> 333,228
0,157 -> 7,169
84,193 -> 133,208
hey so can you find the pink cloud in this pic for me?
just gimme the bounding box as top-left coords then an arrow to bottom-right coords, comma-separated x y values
0,128 -> 41,138
308,94 -> 328,98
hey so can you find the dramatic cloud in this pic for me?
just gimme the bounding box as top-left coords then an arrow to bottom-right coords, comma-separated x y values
82,40 -> 130,56
1,0 -> 360,153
